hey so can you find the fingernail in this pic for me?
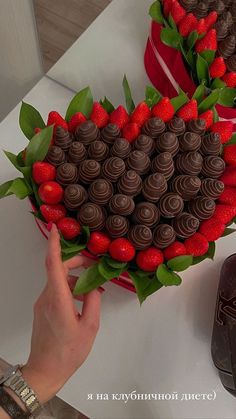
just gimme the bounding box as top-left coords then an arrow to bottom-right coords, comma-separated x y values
47,222 -> 53,232
98,286 -> 105,293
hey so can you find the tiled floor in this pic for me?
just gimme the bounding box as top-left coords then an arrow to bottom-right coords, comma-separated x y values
33,0 -> 111,71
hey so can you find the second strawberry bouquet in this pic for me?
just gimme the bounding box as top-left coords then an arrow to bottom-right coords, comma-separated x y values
1,78 -> 236,304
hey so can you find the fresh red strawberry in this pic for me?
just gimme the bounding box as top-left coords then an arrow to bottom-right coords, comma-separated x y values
209,57 -> 226,78
222,72 -> 236,88
47,111 -> 68,134
163,241 -> 187,260
90,102 -> 109,128
185,233 -> 209,257
152,97 -> 175,122
199,110 -> 214,129
210,121 -> 233,144
163,0 -> 176,17
68,112 -> 86,133
223,144 -> 236,166
32,162 -> 56,185
122,123 -> 140,143
213,205 -> 236,224
136,247 -> 164,272
195,29 -> 217,53
205,11 -> 218,31
40,204 -> 66,223
87,231 -> 111,255
110,105 -> 129,129
170,1 -> 186,24
177,99 -> 198,122
219,186 -> 236,206
109,238 -> 135,262
220,167 -> 236,186
38,181 -> 64,205
199,218 -> 225,241
130,102 -> 151,126
178,13 -> 197,37
195,18 -> 207,35
34,127 -> 41,134
57,217 -> 81,240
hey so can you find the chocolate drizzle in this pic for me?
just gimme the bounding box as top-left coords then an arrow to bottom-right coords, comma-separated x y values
68,142 -> 87,164
226,54 -> 236,72
179,132 -> 201,152
156,132 -> 179,156
132,202 -> 160,227
200,133 -> 221,156
194,1 -> 209,18
78,203 -> 106,231
126,151 -> 151,175
187,119 -> 206,135
153,224 -> 176,249
79,160 -> 101,183
175,152 -> 203,175
151,152 -> 174,180
158,193 -> 184,218
101,123 -> 121,145
218,35 -> 236,59
46,146 -> 66,167
109,194 -> 135,216
188,196 -> 216,220
133,135 -> 155,156
142,117 -> 166,138
200,178 -> 224,199
54,127 -> 72,151
172,212 -> 200,239
167,117 -> 186,136
201,156 -> 225,178
56,163 -> 79,186
171,175 -> 201,200
128,225 -> 153,250
117,170 -> 142,196
179,0 -> 197,12
110,138 -> 131,159
88,179 -> 113,205
102,157 -> 126,182
106,215 -> 129,238
143,173 -> 167,202
88,141 -> 109,161
64,184 -> 88,210
75,121 -> 100,145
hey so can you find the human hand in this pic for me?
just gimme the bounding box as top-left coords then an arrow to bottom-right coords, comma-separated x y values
22,224 -> 102,404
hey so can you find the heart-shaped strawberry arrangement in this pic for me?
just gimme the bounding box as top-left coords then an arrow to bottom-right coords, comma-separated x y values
1,80 -> 236,303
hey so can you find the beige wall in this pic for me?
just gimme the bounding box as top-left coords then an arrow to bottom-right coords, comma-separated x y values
0,0 -> 43,120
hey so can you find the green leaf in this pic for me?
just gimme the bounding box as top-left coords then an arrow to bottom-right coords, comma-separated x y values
25,125 -> 54,166
213,106 -> 219,122
211,78 -> 226,89
3,150 -> 20,170
73,263 -> 108,295
81,226 -> 90,243
167,255 -> 193,272
129,270 -> 163,305
186,49 -> 195,67
62,243 -> 86,255
8,177 -> 32,199
31,179 -> 42,207
156,264 -> 182,286
122,75 -> 135,114
222,227 -> 236,237
19,102 -> 45,140
171,90 -> 188,112
3,151 -> 31,183
218,87 -> 236,107
192,84 -> 206,104
196,54 -> 209,85
65,87 -> 93,121
98,258 -> 125,281
145,85 -> 162,108
160,27 -> 183,50
198,89 -> 220,113
168,14 -> 177,30
187,31 -> 198,50
226,133 -> 236,145
192,241 -> 216,265
0,180 -> 14,199
99,97 -> 115,113
149,1 -> 164,24
200,50 -> 215,65
104,256 -> 127,270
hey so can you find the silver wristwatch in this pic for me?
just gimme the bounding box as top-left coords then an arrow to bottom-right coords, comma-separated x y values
0,365 -> 41,418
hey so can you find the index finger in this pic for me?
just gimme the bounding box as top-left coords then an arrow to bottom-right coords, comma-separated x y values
46,224 -> 68,287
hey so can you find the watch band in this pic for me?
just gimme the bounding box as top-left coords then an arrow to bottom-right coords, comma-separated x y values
0,386 -> 29,418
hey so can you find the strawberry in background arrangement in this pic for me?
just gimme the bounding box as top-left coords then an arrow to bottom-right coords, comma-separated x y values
38,181 -> 64,205
219,186 -> 236,206
199,218 -> 225,242
199,110 -> 214,129
213,205 -> 236,225
195,18 -> 207,35
204,11 -> 217,31
209,57 -> 226,79
222,72 -> 236,88
136,247 -> 164,272
169,1 -> 186,24
57,217 -> 81,240
164,241 -> 187,260
220,167 -> 236,187
195,29 -> 217,53
68,112 -> 86,133
177,99 -> 198,122
87,231 -> 111,255
130,102 -> 151,126
110,105 -> 129,129
210,121 -> 233,144
40,204 -> 67,224
163,0 -> 176,17
185,233 -> 209,257
122,123 -> 140,143
223,145 -> 236,167
152,97 -> 175,122
178,13 -> 197,37
32,162 -> 56,185
109,238 -> 135,262
90,102 -> 109,128
47,111 -> 68,133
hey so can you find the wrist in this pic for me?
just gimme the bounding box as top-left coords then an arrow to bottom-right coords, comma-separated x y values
21,364 -> 58,404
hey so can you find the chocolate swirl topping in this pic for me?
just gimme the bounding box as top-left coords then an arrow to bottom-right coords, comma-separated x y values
151,152 -> 174,180
175,152 -> 203,176
179,132 -> 201,152
79,160 -> 101,183
88,179 -> 113,205
194,2 -> 209,18
117,170 -> 142,196
143,173 -> 167,202
54,126 -> 72,151
158,193 -> 184,218
56,163 -> 79,186
110,138 -> 131,159
88,141 -> 109,161
101,123 -> 121,145
188,196 -> 216,221
179,0 -> 197,12
132,202 -> 160,227
229,23 -> 236,37
78,203 -> 106,231
75,121 -> 100,145
210,0 -> 225,15
128,225 -> 153,250
126,151 -> 151,175
68,142 -> 87,164
156,132 -> 179,156
106,215 -> 129,238
142,117 -> 166,138
46,146 -> 66,167
215,20 -> 229,41
200,178 -> 224,200
167,117 -> 186,136
64,184 -> 88,210
171,175 -> 201,201
201,156 -> 225,178
226,54 -> 236,72
133,135 -> 155,156
109,194 -> 135,216
187,119 -> 206,135
172,212 -> 199,239
218,35 -> 236,59
222,11 -> 233,28
200,133 -> 221,156
102,157 -> 126,182
153,224 -> 176,249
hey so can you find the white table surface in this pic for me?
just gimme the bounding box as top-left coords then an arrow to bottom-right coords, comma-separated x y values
1,1 -> 236,418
